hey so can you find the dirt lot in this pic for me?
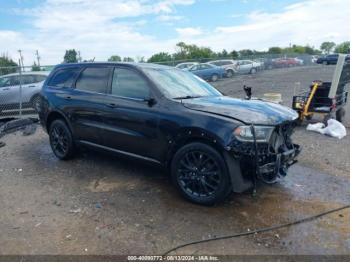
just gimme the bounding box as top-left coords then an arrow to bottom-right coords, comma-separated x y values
0,65 -> 350,256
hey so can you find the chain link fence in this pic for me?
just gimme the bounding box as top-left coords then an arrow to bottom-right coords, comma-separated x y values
154,53 -> 318,67
0,65 -> 54,120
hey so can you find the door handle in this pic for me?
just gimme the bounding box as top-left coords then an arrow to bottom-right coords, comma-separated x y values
28,85 -> 36,88
2,88 -> 10,91
64,96 -> 72,100
106,103 -> 118,108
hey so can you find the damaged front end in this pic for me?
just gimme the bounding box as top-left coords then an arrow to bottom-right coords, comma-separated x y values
230,121 -> 301,184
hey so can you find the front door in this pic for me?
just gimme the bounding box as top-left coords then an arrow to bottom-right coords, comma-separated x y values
101,67 -> 161,161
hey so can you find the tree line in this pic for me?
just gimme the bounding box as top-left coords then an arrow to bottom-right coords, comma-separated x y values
1,41 -> 350,75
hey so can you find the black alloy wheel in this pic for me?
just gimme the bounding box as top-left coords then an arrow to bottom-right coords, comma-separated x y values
49,119 -> 75,160
171,142 -> 231,205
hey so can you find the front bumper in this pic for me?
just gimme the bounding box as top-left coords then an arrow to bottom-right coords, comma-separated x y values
227,122 -> 301,190
257,144 -> 301,183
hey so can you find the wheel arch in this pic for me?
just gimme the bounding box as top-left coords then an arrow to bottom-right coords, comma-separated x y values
165,127 -> 228,169
45,110 -> 73,134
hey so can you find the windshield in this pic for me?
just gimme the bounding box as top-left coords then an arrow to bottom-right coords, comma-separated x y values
143,68 -> 222,99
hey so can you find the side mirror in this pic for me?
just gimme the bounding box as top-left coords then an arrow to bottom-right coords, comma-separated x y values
144,98 -> 157,107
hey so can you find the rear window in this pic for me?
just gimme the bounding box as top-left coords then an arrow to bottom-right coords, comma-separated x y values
75,67 -> 110,94
48,67 -> 80,88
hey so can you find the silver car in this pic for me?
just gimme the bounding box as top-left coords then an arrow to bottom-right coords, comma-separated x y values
236,60 -> 259,74
0,71 -> 49,114
175,62 -> 199,70
208,60 -> 238,78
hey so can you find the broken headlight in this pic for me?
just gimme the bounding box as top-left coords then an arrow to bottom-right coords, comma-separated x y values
233,125 -> 274,143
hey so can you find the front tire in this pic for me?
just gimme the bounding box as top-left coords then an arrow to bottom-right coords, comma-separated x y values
171,142 -> 231,205
250,68 -> 257,74
49,119 -> 75,160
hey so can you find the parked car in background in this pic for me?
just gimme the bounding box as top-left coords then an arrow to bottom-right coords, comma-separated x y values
253,59 -> 264,70
175,62 -> 198,70
294,57 -> 304,65
188,63 -> 225,81
236,60 -> 258,74
39,62 -> 300,205
316,54 -> 350,65
0,71 -> 49,113
207,60 -> 237,78
272,58 -> 299,68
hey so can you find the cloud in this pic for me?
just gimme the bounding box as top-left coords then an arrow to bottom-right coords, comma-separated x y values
186,0 -> 350,52
2,0 -> 195,64
157,15 -> 184,22
176,27 -> 203,37
1,0 -> 350,65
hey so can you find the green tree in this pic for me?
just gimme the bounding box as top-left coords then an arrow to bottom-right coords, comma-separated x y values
291,45 -> 306,54
173,42 -> 215,60
108,55 -> 122,62
268,47 -> 283,54
217,49 -> 229,58
147,52 -> 172,63
0,54 -> 18,76
239,49 -> 254,57
123,57 -> 134,62
31,61 -> 41,71
63,49 -> 78,63
320,42 -> 336,54
334,41 -> 350,54
230,50 -> 239,59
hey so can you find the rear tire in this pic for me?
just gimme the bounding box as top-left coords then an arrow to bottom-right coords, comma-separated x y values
211,74 -> 219,82
49,119 -> 75,160
171,142 -> 231,205
336,108 -> 345,123
226,70 -> 234,78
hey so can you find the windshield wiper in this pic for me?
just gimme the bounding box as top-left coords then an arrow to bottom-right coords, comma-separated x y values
173,95 -> 203,100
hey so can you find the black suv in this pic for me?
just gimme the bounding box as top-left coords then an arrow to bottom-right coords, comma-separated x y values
39,63 -> 300,205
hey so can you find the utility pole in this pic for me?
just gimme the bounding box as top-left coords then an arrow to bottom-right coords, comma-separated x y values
18,50 -> 24,70
35,50 -> 41,67
77,51 -> 82,62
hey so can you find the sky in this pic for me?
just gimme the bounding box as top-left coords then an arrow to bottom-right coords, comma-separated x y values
0,0 -> 349,65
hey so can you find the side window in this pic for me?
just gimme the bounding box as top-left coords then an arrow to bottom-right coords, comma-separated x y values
191,65 -> 199,70
34,75 -> 47,83
10,76 -> 20,86
75,67 -> 110,93
0,77 -> 11,87
48,67 -> 80,88
111,68 -> 150,99
22,75 -> 35,85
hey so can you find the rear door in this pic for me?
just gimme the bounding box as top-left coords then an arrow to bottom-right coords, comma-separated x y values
100,66 -> 161,161
69,66 -> 113,145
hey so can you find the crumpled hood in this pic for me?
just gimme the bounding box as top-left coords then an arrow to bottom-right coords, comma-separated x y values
183,96 -> 298,125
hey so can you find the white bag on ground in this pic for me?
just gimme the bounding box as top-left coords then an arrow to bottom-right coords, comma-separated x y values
306,119 -> 346,139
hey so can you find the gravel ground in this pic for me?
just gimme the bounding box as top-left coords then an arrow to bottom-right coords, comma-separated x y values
0,65 -> 349,256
